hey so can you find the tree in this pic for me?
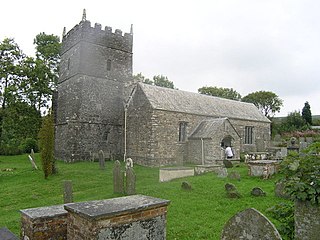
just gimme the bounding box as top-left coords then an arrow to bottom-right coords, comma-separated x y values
153,75 -> 174,89
198,86 -> 242,101
284,111 -> 308,132
38,112 -> 55,178
0,38 -> 24,109
302,101 -> 312,125
242,91 -> 283,118
133,73 -> 174,88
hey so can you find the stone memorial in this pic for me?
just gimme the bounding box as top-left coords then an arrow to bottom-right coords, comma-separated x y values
181,181 -> 192,191
98,149 -> 105,170
228,171 -> 241,181
221,208 -> 282,240
274,181 -> 290,199
223,159 -> 233,168
217,167 -> 228,178
225,183 -> 241,198
113,160 -> 124,194
126,167 -> 136,195
63,180 -> 73,203
251,187 -> 266,197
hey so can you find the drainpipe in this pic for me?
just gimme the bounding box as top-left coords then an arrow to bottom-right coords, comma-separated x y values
124,107 -> 127,162
201,138 -> 204,165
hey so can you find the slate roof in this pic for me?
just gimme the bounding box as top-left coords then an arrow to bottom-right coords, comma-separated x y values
189,118 -> 240,139
138,83 -> 271,123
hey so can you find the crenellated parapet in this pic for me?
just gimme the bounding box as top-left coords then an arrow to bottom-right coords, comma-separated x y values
61,20 -> 133,54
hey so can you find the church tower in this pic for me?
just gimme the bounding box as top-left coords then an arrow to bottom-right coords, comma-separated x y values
55,11 -> 133,162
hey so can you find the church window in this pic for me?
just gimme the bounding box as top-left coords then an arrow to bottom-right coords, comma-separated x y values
67,58 -> 71,70
179,122 -> 188,142
244,126 -> 254,144
107,59 -> 112,71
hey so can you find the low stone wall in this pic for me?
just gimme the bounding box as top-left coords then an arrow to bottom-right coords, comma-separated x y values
159,167 -> 194,182
20,204 -> 68,240
20,195 -> 170,240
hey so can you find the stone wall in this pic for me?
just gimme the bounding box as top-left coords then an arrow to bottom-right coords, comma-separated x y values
20,205 -> 68,240
127,86 -> 270,166
20,195 -> 170,240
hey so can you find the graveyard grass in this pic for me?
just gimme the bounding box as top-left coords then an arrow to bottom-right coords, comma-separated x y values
1,155 -> 290,239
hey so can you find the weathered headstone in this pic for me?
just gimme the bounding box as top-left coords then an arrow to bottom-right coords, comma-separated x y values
299,141 -> 308,152
251,187 -> 266,197
217,167 -> 228,178
28,155 -> 38,170
181,181 -> 192,191
225,183 -> 241,198
98,150 -> 105,170
274,181 -> 290,199
63,180 -> 73,203
0,227 -> 19,240
228,172 -> 241,181
280,147 -> 287,158
126,167 -> 136,195
306,137 -> 313,146
274,134 -> 281,142
295,200 -> 320,240
113,160 -> 124,194
221,208 -> 282,240
223,160 -> 233,168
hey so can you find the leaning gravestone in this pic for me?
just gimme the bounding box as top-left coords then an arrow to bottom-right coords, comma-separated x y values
0,227 -> 19,240
126,167 -> 136,195
251,187 -> 266,197
113,160 -> 124,194
63,180 -> 73,203
221,208 -> 282,240
223,160 -> 233,168
98,150 -> 105,170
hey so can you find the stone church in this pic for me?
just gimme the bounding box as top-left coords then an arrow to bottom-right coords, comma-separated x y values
54,13 -> 271,166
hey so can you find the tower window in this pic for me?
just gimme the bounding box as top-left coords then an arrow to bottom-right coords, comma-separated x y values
67,58 -> 71,70
179,122 -> 188,142
107,59 -> 112,71
244,126 -> 254,144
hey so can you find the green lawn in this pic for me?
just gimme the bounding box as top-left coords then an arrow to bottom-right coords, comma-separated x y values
0,155 -> 289,239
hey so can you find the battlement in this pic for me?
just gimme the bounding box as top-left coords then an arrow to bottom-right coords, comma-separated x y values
61,20 -> 133,54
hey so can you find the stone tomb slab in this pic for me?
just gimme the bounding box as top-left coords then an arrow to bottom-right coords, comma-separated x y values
247,160 -> 279,177
64,195 -> 170,240
221,208 -> 282,240
0,227 -> 19,240
159,167 -> 194,182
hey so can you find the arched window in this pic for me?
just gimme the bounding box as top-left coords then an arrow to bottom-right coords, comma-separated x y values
107,59 -> 112,71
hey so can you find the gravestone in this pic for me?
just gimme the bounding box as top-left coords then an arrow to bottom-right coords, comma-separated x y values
274,181 -> 290,199
126,167 -> 136,195
221,208 -> 282,240
299,141 -> 308,152
299,137 -> 305,144
0,227 -> 19,240
223,160 -> 233,168
113,160 -> 124,194
306,137 -> 313,145
280,147 -> 287,158
274,134 -> 281,142
98,150 -> 105,170
228,172 -> 241,181
181,181 -> 192,191
28,155 -> 38,170
217,167 -> 228,178
225,183 -> 241,198
251,187 -> 266,197
63,180 -> 73,203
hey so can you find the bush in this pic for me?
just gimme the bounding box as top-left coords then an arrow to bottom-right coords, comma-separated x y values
280,143 -> 320,204
267,202 -> 294,240
19,138 -> 39,153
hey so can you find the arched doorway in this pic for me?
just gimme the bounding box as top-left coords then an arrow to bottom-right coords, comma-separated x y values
221,135 -> 234,148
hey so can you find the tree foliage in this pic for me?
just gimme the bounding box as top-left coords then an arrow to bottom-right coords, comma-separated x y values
198,86 -> 241,101
133,73 -> 174,89
242,91 -> 283,118
38,112 -> 55,178
302,101 -> 312,125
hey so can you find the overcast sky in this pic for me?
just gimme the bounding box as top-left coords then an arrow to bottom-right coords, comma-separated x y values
1,0 -> 319,116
